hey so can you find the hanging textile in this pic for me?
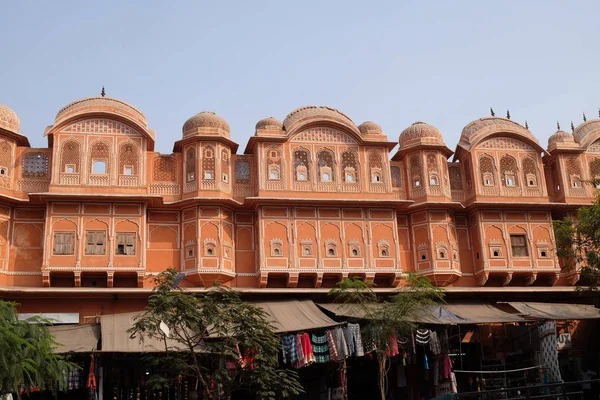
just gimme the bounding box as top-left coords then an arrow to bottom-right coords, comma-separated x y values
86,354 -> 97,389
433,359 -> 440,386
387,331 -> 399,357
343,323 -> 365,357
442,355 -> 453,379
327,329 -> 339,360
332,327 -> 349,360
429,330 -> 442,355
281,335 -> 298,365
416,329 -> 430,345
293,334 -> 306,368
311,333 -> 330,363
538,321 -> 562,383
300,333 -> 315,365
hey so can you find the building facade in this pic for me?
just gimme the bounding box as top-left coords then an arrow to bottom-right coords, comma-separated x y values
0,97 -> 597,299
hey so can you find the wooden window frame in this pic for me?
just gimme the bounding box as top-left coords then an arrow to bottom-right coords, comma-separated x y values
85,231 -> 106,256
510,234 -> 529,257
53,232 -> 75,255
115,232 -> 136,256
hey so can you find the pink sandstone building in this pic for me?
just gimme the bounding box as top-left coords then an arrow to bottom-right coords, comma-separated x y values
0,96 -> 597,318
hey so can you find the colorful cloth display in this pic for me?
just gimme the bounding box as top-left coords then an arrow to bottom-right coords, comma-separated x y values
281,334 -> 298,364
332,327 -> 349,360
343,323 -> 364,357
311,333 -> 330,363
327,329 -> 339,360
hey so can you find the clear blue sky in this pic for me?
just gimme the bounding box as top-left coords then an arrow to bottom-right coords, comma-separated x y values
2,1 -> 599,154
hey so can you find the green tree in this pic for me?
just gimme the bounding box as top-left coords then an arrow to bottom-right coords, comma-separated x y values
554,193 -> 600,287
329,274 -> 444,400
0,300 -> 76,396
128,269 -> 303,400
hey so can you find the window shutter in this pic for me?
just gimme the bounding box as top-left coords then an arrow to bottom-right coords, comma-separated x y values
126,234 -> 135,255
64,233 -> 74,255
54,233 -> 63,254
97,232 -> 105,255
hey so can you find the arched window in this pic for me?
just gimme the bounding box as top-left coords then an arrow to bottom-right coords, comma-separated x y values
22,153 -> 48,178
410,155 -> 422,188
153,157 -> 176,182
118,141 -> 139,176
566,156 -> 583,188
449,166 -> 463,190
202,145 -> 215,180
186,147 -> 196,182
522,157 -> 538,187
221,149 -> 230,183
377,240 -> 390,257
590,158 -> 600,188
266,147 -> 282,182
235,160 -> 250,183
500,155 -> 518,187
317,149 -> 335,182
268,165 -> 280,180
368,151 -> 384,183
270,239 -> 283,257
479,155 -> 495,186
89,141 -> 111,174
204,239 -> 216,256
341,150 -> 359,183
391,166 -> 402,188
325,240 -> 337,257
0,140 -> 12,178
60,140 -> 81,174
427,153 -> 439,187
294,149 -> 310,181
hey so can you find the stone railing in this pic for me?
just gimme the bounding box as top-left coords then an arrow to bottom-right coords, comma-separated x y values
429,185 -> 443,196
316,182 -> 336,192
392,188 -> 407,200
411,186 -> 426,198
118,175 -> 139,187
184,181 -> 197,193
202,180 -> 217,191
481,186 -> 500,196
18,179 -> 50,193
88,174 -> 110,186
266,180 -> 284,191
342,183 -> 360,193
501,187 -> 522,197
569,186 -> 588,197
232,185 -> 253,198
523,187 -> 543,197
294,181 -> 312,192
369,182 -> 386,193
59,173 -> 80,186
149,183 -> 180,195
451,190 -> 465,202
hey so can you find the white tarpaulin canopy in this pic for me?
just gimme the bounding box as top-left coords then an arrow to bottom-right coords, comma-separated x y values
253,300 -> 341,333
505,302 -> 600,320
318,303 -> 527,325
49,324 -> 100,353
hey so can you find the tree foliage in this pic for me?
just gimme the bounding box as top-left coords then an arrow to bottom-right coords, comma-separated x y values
554,193 -> 600,287
128,269 -> 303,400
0,300 -> 76,396
328,273 -> 444,400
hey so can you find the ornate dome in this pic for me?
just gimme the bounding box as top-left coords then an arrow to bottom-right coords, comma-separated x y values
573,119 -> 600,145
358,121 -> 382,135
182,111 -> 230,138
399,121 -> 444,147
0,104 -> 20,134
255,117 -> 283,131
459,116 -> 535,147
282,106 -> 356,132
55,97 -> 147,128
548,130 -> 575,145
